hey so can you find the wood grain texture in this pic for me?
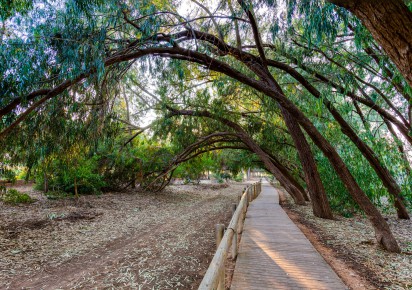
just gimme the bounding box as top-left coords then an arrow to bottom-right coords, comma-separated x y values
231,183 -> 347,290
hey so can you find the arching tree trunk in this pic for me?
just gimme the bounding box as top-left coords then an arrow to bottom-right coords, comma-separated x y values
209,11 -> 401,248
162,43 -> 400,251
329,0 -> 412,88
276,176 -> 306,204
238,132 -> 306,205
327,104 -> 410,220
266,151 -> 309,201
167,108 -> 308,205
267,59 -> 410,219
261,78 -> 401,252
280,106 -> 334,219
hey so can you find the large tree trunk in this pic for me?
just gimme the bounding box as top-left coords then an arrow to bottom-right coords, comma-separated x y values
280,106 -> 334,219
330,0 -> 412,88
267,58 -> 410,219
257,76 -> 401,252
280,99 -> 400,251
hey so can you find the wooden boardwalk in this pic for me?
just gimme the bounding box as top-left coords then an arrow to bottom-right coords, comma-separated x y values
231,182 -> 347,290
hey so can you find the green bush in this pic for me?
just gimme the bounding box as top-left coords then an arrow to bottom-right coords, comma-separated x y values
212,173 -> 224,183
213,172 -> 232,183
98,152 -> 141,191
2,189 -> 34,204
35,156 -> 105,195
0,168 -> 16,184
16,167 -> 28,180
233,173 -> 244,182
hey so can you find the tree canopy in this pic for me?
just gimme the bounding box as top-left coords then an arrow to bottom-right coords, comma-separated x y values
1,0 -> 412,252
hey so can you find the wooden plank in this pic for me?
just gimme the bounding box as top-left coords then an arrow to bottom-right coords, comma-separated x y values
230,182 -> 347,290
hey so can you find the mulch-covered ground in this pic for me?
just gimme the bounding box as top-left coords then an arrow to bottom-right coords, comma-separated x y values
279,187 -> 412,290
0,182 -> 245,289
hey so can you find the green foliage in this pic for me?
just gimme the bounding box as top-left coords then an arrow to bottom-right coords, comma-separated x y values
97,145 -> 143,191
16,168 -> 28,180
1,188 -> 34,204
1,0 -> 411,223
233,173 -> 244,182
0,167 -> 16,183
173,154 -> 215,182
35,155 -> 105,195
212,173 -> 225,184
0,0 -> 32,20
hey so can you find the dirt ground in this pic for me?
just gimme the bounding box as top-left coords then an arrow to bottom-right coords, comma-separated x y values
277,187 -> 412,290
0,182 -> 246,289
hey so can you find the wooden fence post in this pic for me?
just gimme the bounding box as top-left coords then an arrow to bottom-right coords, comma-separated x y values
232,228 -> 238,260
231,202 -> 238,260
200,185 -> 251,290
215,224 -> 225,250
218,267 -> 225,290
215,224 -> 225,290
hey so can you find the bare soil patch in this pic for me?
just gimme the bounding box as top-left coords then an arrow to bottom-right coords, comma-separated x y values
0,182 -> 245,289
277,187 -> 412,290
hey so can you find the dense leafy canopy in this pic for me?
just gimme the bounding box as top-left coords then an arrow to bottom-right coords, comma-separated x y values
1,0 -> 411,251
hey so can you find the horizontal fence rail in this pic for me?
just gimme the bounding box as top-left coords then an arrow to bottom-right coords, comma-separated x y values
199,180 -> 262,290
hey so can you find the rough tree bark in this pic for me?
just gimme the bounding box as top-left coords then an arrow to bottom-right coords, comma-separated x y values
329,0 -> 412,88
280,107 -> 334,219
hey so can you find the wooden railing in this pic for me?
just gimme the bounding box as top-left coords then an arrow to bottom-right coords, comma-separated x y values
198,181 -> 262,290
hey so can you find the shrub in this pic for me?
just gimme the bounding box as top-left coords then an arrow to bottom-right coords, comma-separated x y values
16,168 -> 29,181
0,168 -> 16,184
233,173 -> 244,182
35,156 -> 105,195
2,189 -> 34,205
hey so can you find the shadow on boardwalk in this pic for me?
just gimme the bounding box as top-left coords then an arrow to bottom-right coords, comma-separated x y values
231,183 -> 347,290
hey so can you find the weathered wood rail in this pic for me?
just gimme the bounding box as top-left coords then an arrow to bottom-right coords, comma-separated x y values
198,181 -> 262,290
